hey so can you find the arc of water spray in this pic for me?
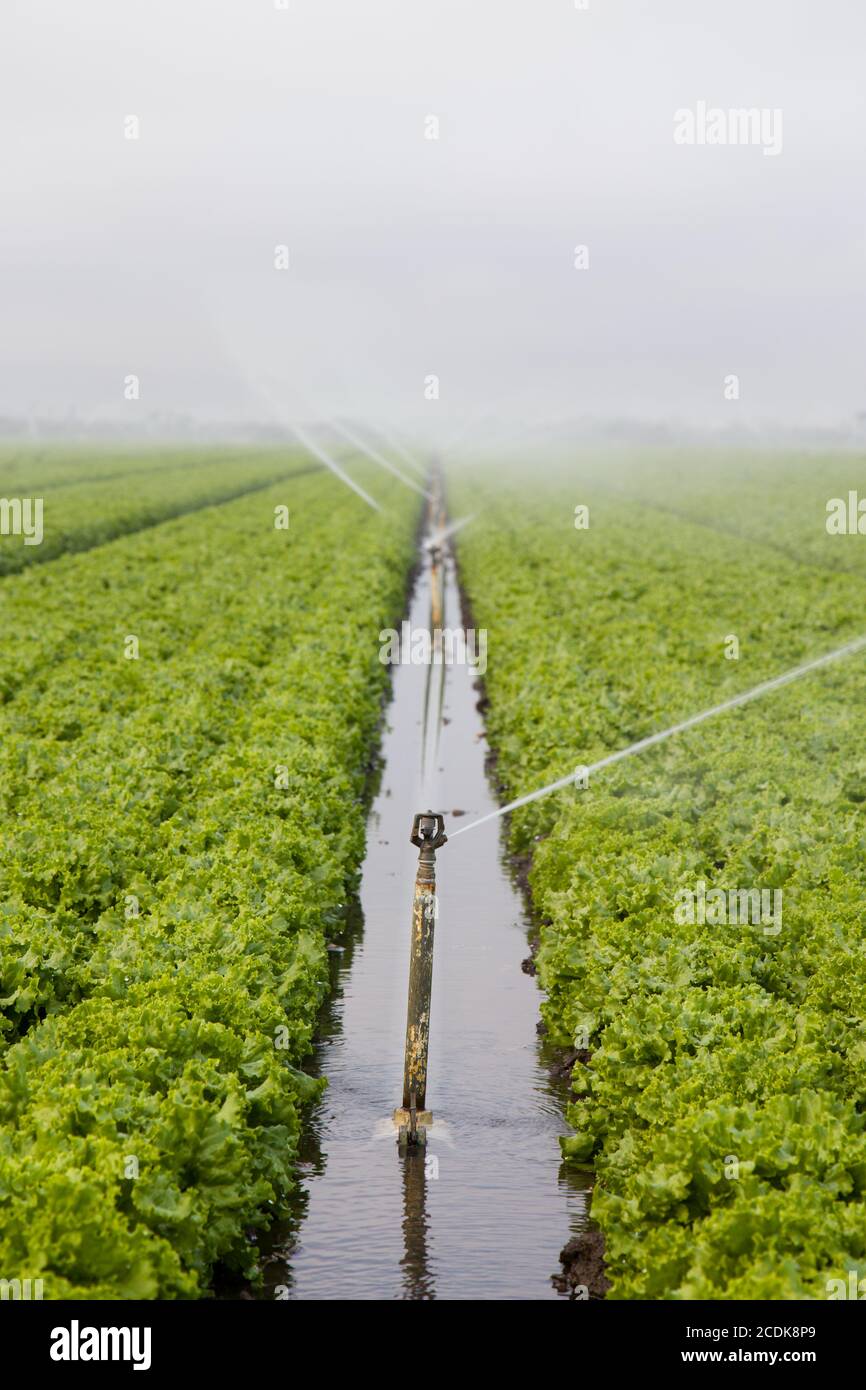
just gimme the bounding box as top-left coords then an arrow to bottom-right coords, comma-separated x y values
450,631 -> 866,839
366,422 -> 428,480
289,419 -> 383,512
197,322 -> 415,514
331,418 -> 432,499
424,513 -> 476,551
233,358 -> 426,509
243,376 -> 383,512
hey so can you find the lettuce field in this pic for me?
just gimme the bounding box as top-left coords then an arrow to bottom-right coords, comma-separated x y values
0,448 -> 418,1297
451,450 -> 866,1300
3,442 -> 865,1307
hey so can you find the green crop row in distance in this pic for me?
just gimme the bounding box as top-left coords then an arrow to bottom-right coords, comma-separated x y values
0,444 -> 258,493
0,464 -> 420,1297
451,454 -> 866,1300
536,447 -> 866,577
0,446 -> 321,576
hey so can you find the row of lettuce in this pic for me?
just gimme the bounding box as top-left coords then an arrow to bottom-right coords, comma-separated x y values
561,447 -> 866,577
0,445 -> 320,575
452,455 -> 866,1299
0,463 -> 418,1296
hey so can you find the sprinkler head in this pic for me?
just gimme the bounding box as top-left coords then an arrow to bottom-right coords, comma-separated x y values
410,811 -> 447,850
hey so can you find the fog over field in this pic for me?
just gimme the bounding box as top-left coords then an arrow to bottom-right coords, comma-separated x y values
2,0 -> 865,441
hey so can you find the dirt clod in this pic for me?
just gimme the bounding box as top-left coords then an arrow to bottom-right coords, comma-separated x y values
548,1047 -> 591,1083
552,1232 -> 610,1300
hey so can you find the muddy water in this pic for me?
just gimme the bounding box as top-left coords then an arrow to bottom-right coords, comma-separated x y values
261,535 -> 590,1299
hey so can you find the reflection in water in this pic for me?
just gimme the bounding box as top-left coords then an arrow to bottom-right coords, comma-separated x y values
421,475 -> 447,787
399,1146 -> 434,1300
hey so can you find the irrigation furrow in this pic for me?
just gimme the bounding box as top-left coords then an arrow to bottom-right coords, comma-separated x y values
233,493 -> 588,1300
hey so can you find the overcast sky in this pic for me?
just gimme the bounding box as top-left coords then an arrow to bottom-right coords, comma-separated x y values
2,0 -> 865,437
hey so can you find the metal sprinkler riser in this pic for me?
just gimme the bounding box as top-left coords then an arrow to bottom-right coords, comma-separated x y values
395,811 -> 447,1146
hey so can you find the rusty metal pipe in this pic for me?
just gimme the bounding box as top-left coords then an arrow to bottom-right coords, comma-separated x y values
430,551 -> 443,631
398,812 -> 447,1122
